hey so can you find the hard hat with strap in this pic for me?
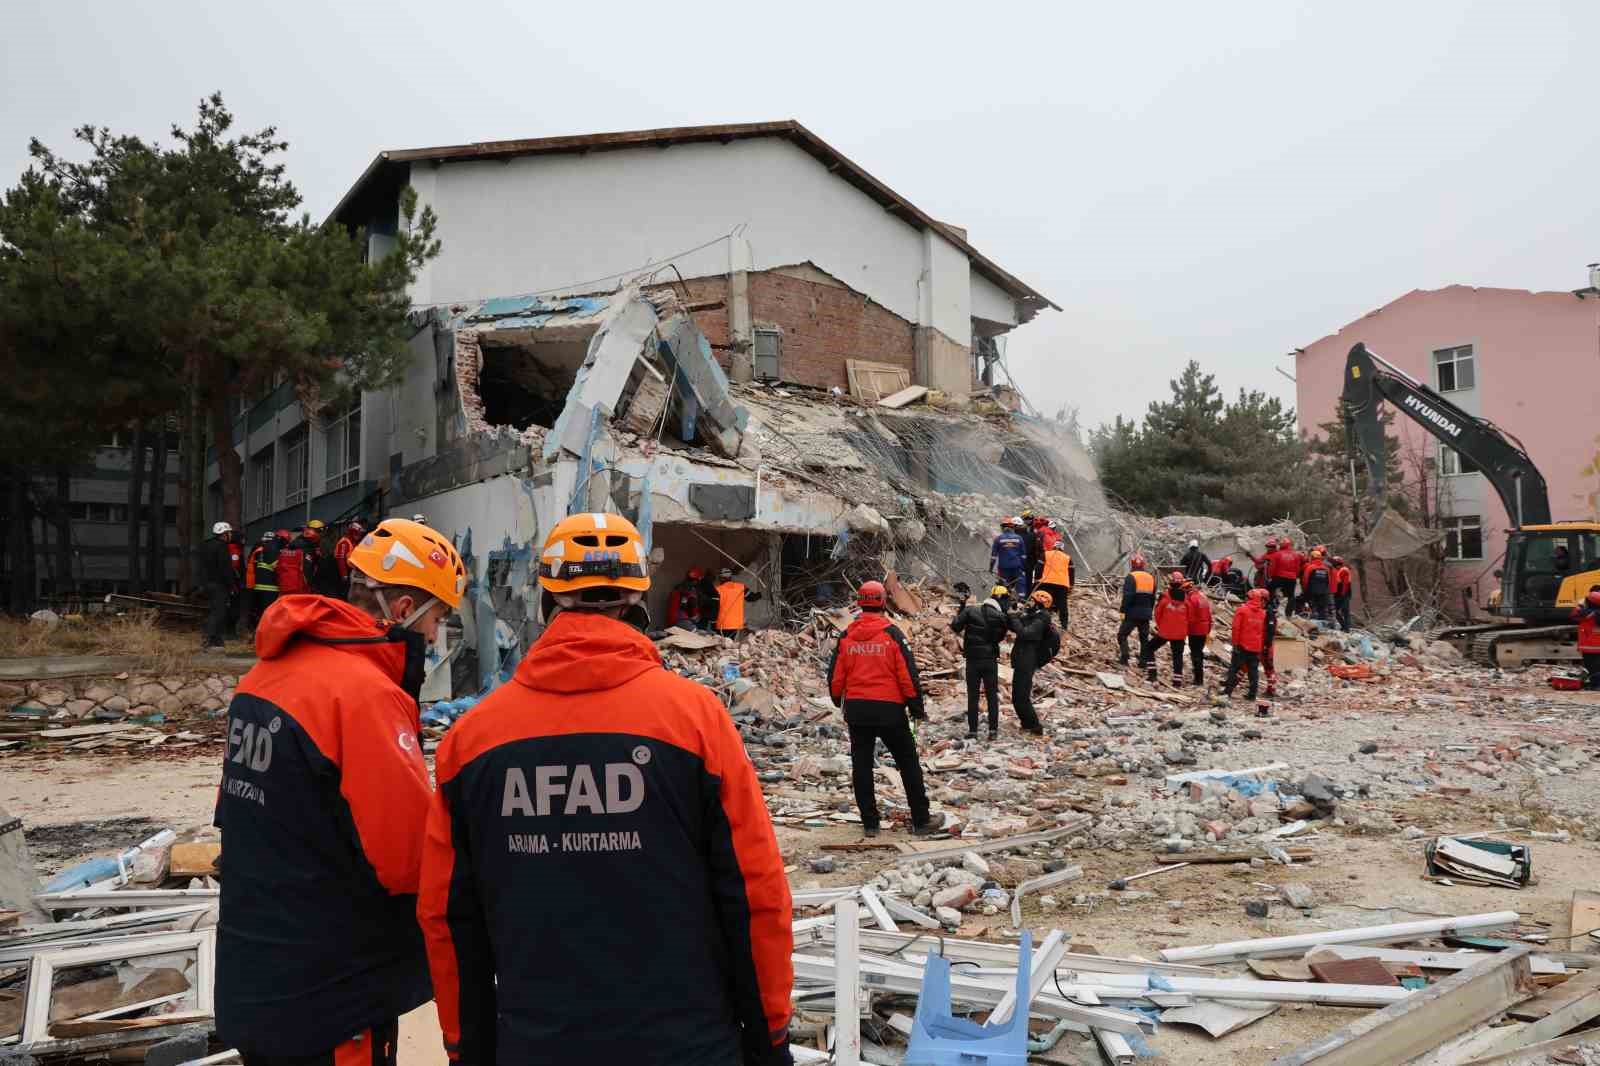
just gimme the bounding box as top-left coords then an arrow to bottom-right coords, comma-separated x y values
857,580 -> 886,609
347,518 -> 466,626
538,512 -> 650,596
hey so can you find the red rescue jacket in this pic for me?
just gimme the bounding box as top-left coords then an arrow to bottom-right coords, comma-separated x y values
275,546 -> 306,594
1153,592 -> 1190,641
1232,601 -> 1268,653
1269,548 -> 1304,581
1575,605 -> 1600,654
828,610 -> 921,725
214,597 -> 433,1057
1186,589 -> 1213,637
1332,566 -> 1353,597
334,535 -> 358,580
418,612 -> 793,1066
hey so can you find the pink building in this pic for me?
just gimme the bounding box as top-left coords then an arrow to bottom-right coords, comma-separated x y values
1295,282 -> 1600,611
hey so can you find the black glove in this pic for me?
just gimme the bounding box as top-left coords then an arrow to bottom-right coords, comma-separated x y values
907,697 -> 927,721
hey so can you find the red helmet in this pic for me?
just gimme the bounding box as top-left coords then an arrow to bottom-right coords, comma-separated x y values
1265,538 -> 1279,550
1281,538 -> 1293,549
857,580 -> 886,609
275,529 -> 291,542
1169,570 -> 1185,584
1588,590 -> 1600,607
1332,556 -> 1346,566
686,567 -> 705,580
1248,588 -> 1269,604
1130,554 -> 1148,570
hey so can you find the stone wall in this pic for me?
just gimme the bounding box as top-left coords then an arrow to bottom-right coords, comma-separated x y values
0,672 -> 241,722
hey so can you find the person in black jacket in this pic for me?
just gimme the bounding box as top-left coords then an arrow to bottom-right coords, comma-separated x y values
951,585 -> 1012,741
200,522 -> 240,651
1178,540 -> 1210,586
1007,590 -> 1055,737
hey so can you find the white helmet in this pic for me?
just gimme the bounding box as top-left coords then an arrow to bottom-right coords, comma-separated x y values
1188,539 -> 1199,548
411,513 -> 427,523
212,521 -> 232,536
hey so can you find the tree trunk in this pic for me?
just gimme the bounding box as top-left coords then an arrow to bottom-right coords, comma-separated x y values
145,421 -> 168,591
175,377 -> 197,595
126,423 -> 148,595
53,465 -> 73,600
209,384 -> 245,532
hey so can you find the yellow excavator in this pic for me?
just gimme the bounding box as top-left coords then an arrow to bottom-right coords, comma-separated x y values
1342,343 -> 1600,667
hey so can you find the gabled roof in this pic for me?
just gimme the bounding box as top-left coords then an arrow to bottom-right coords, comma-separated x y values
330,120 -> 1059,315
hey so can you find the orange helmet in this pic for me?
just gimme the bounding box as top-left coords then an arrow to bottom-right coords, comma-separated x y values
1030,589 -> 1053,609
857,580 -> 886,609
1130,554 -> 1148,570
538,512 -> 650,595
347,518 -> 466,611
1311,549 -> 1324,561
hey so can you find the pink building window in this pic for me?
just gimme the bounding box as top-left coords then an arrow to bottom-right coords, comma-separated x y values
1432,345 -> 1475,392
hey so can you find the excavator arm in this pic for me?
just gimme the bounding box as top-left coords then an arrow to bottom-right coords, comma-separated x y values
1340,342 -> 1551,529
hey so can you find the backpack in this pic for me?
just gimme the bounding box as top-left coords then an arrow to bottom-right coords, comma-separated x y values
1042,622 -> 1062,665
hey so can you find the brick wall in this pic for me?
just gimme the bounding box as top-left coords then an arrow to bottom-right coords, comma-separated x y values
748,268 -> 914,391
657,267 -> 915,392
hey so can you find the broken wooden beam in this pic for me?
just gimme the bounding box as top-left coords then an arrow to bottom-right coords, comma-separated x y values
893,815 -> 1090,866
1266,946 -> 1537,1066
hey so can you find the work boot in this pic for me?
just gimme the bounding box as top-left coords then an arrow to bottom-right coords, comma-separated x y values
987,728 -> 998,743
862,825 -> 880,838
1024,725 -> 1045,737
1145,665 -> 1157,683
911,813 -> 946,837
966,730 -> 979,741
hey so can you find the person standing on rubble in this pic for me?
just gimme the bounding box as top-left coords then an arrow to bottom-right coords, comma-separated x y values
1252,538 -> 1277,590
200,522 -> 239,651
1220,587 -> 1269,703
829,580 -> 940,836
990,518 -> 1028,597
243,531 -> 280,632
1331,555 -> 1354,632
1269,538 -> 1304,613
666,566 -> 708,629
1018,508 -> 1040,587
1178,539 -> 1210,586
1140,572 -> 1193,685
1036,541 -> 1075,631
333,519 -> 365,586
1300,549 -> 1333,621
1007,590 -> 1056,736
215,518 -> 466,1066
1573,588 -> 1600,690
952,584 -> 1013,741
1116,553 -> 1157,666
418,512 -> 794,1066
1185,579 -> 1213,687
710,566 -> 763,640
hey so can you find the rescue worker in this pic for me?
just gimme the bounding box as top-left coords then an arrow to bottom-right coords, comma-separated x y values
1268,538 -> 1303,609
1178,539 -> 1210,586
709,566 -> 763,639
1017,508 -> 1040,587
828,581 -> 938,836
665,567 -> 708,629
1220,587 -> 1269,702
312,527 -> 346,600
1007,590 -> 1056,736
417,512 -> 794,1066
1140,572 -> 1193,685
295,520 -> 326,593
200,522 -> 238,651
1116,553 -> 1157,666
951,584 -> 1012,741
1252,538 -> 1278,590
244,531 -> 280,632
275,528 -> 308,597
1331,555 -> 1354,632
215,518 -> 466,1066
1300,549 -> 1333,621
989,518 -> 1028,597
1185,579 -> 1214,686
1573,588 -> 1600,690
1036,542 -> 1075,631
225,528 -> 246,638
1261,582 -> 1280,699
333,519 -> 365,583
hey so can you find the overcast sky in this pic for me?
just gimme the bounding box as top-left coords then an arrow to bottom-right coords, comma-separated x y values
5,2 -> 1596,432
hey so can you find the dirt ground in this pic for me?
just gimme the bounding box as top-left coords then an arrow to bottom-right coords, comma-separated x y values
7,683 -> 1600,1065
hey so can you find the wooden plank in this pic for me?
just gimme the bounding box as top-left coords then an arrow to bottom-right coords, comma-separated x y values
169,842 -> 220,878
1265,946 -> 1538,1066
1319,944 -> 1567,977
49,968 -> 188,1023
1507,963 -> 1600,1022
50,1010 -> 209,1039
1461,967 -> 1600,1061
894,816 -> 1090,867
1161,911 -> 1522,965
877,384 -> 929,409
1570,889 -> 1600,944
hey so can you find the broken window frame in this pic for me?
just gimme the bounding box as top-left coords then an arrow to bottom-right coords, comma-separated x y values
323,402 -> 361,492
18,928 -> 215,1045
753,328 -> 782,381
1442,515 -> 1484,561
248,446 -> 274,520
281,426 -> 309,507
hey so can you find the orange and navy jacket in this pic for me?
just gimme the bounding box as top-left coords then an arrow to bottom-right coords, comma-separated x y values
1186,589 -> 1214,637
1300,559 -> 1332,595
1153,591 -> 1190,641
213,596 -> 433,1057
418,611 -> 793,1066
1120,570 -> 1157,620
827,610 -> 921,726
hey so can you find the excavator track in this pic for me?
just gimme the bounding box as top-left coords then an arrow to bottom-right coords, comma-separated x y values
1467,625 -> 1579,669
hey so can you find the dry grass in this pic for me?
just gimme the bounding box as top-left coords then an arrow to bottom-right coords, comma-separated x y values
0,614 -> 235,673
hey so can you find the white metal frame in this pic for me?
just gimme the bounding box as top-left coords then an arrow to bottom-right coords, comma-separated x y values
20,929 -> 215,1046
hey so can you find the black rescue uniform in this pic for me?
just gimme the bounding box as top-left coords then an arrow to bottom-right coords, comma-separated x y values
1007,605 -> 1054,734
951,597 -> 1011,736
1117,568 -> 1157,664
828,609 -> 931,831
214,596 -> 434,1065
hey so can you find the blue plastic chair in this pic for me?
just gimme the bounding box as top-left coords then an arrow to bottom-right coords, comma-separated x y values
904,930 -> 1032,1066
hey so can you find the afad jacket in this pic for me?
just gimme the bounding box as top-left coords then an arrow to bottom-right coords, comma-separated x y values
1186,589 -> 1214,637
990,531 -> 1026,573
1120,570 -> 1157,620
418,611 -> 793,1066
214,596 -> 434,1057
1269,547 -> 1305,581
828,610 -> 923,725
1301,560 -> 1332,596
1332,565 -> 1354,598
1231,601 -> 1268,653
1152,591 -> 1190,641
